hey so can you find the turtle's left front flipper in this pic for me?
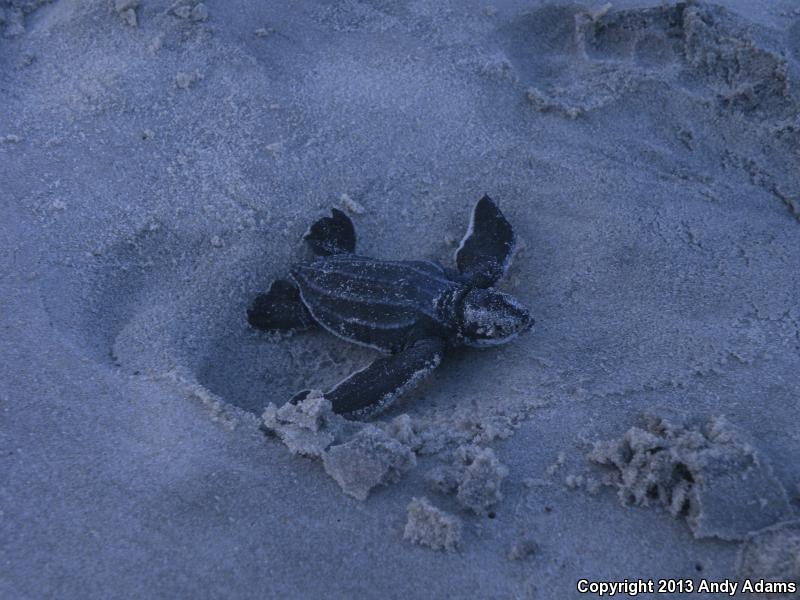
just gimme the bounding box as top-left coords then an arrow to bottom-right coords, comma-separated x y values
324,337 -> 446,419
455,195 -> 515,288
304,208 -> 356,256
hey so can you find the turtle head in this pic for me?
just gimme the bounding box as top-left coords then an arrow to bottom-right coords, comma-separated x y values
458,288 -> 533,347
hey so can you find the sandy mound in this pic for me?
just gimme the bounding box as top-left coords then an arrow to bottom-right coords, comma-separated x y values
736,520 -> 800,598
590,414 -> 792,540
403,497 -> 463,552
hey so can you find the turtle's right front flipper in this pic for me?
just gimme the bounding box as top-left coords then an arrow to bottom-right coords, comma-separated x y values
307,336 -> 446,420
247,279 -> 314,332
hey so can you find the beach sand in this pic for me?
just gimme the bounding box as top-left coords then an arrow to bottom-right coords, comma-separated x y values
2,0 -> 799,597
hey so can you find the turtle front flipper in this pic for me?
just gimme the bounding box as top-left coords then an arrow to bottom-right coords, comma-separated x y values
455,195 -> 515,288
304,208 -> 356,256
313,336 -> 446,420
247,279 -> 315,332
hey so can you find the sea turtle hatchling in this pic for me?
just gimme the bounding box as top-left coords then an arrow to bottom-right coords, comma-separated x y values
247,196 -> 533,419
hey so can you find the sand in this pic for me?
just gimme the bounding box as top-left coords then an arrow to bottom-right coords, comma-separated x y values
404,496 -> 463,552
589,414 -> 793,540
2,0 -> 800,597
736,521 -> 800,598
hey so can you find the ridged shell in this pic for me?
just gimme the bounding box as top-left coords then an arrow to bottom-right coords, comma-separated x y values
291,255 -> 458,352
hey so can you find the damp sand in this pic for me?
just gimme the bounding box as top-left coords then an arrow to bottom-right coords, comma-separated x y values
2,1 -> 800,597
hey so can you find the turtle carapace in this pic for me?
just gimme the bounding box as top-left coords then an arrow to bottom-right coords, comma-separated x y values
247,196 -> 533,419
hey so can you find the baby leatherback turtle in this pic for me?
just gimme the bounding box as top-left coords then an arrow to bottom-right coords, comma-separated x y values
247,196 -> 533,419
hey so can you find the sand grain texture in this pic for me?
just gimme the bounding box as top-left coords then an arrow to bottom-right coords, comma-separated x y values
2,0 -> 799,597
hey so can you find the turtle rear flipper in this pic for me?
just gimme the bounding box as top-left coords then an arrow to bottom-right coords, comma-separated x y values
312,336 -> 446,420
247,279 -> 314,332
304,208 -> 356,256
455,195 -> 515,288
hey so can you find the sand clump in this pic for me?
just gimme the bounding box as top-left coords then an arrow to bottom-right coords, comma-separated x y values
113,0 -> 139,27
403,497 -> 462,552
262,397 -> 508,527
589,415 -> 792,541
261,391 -> 343,458
736,520 -> 800,598
261,394 -> 416,500
263,396 -> 512,515
262,397 -> 507,509
427,445 -> 508,515
385,412 -> 518,456
323,426 -> 416,501
169,1 -> 208,22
